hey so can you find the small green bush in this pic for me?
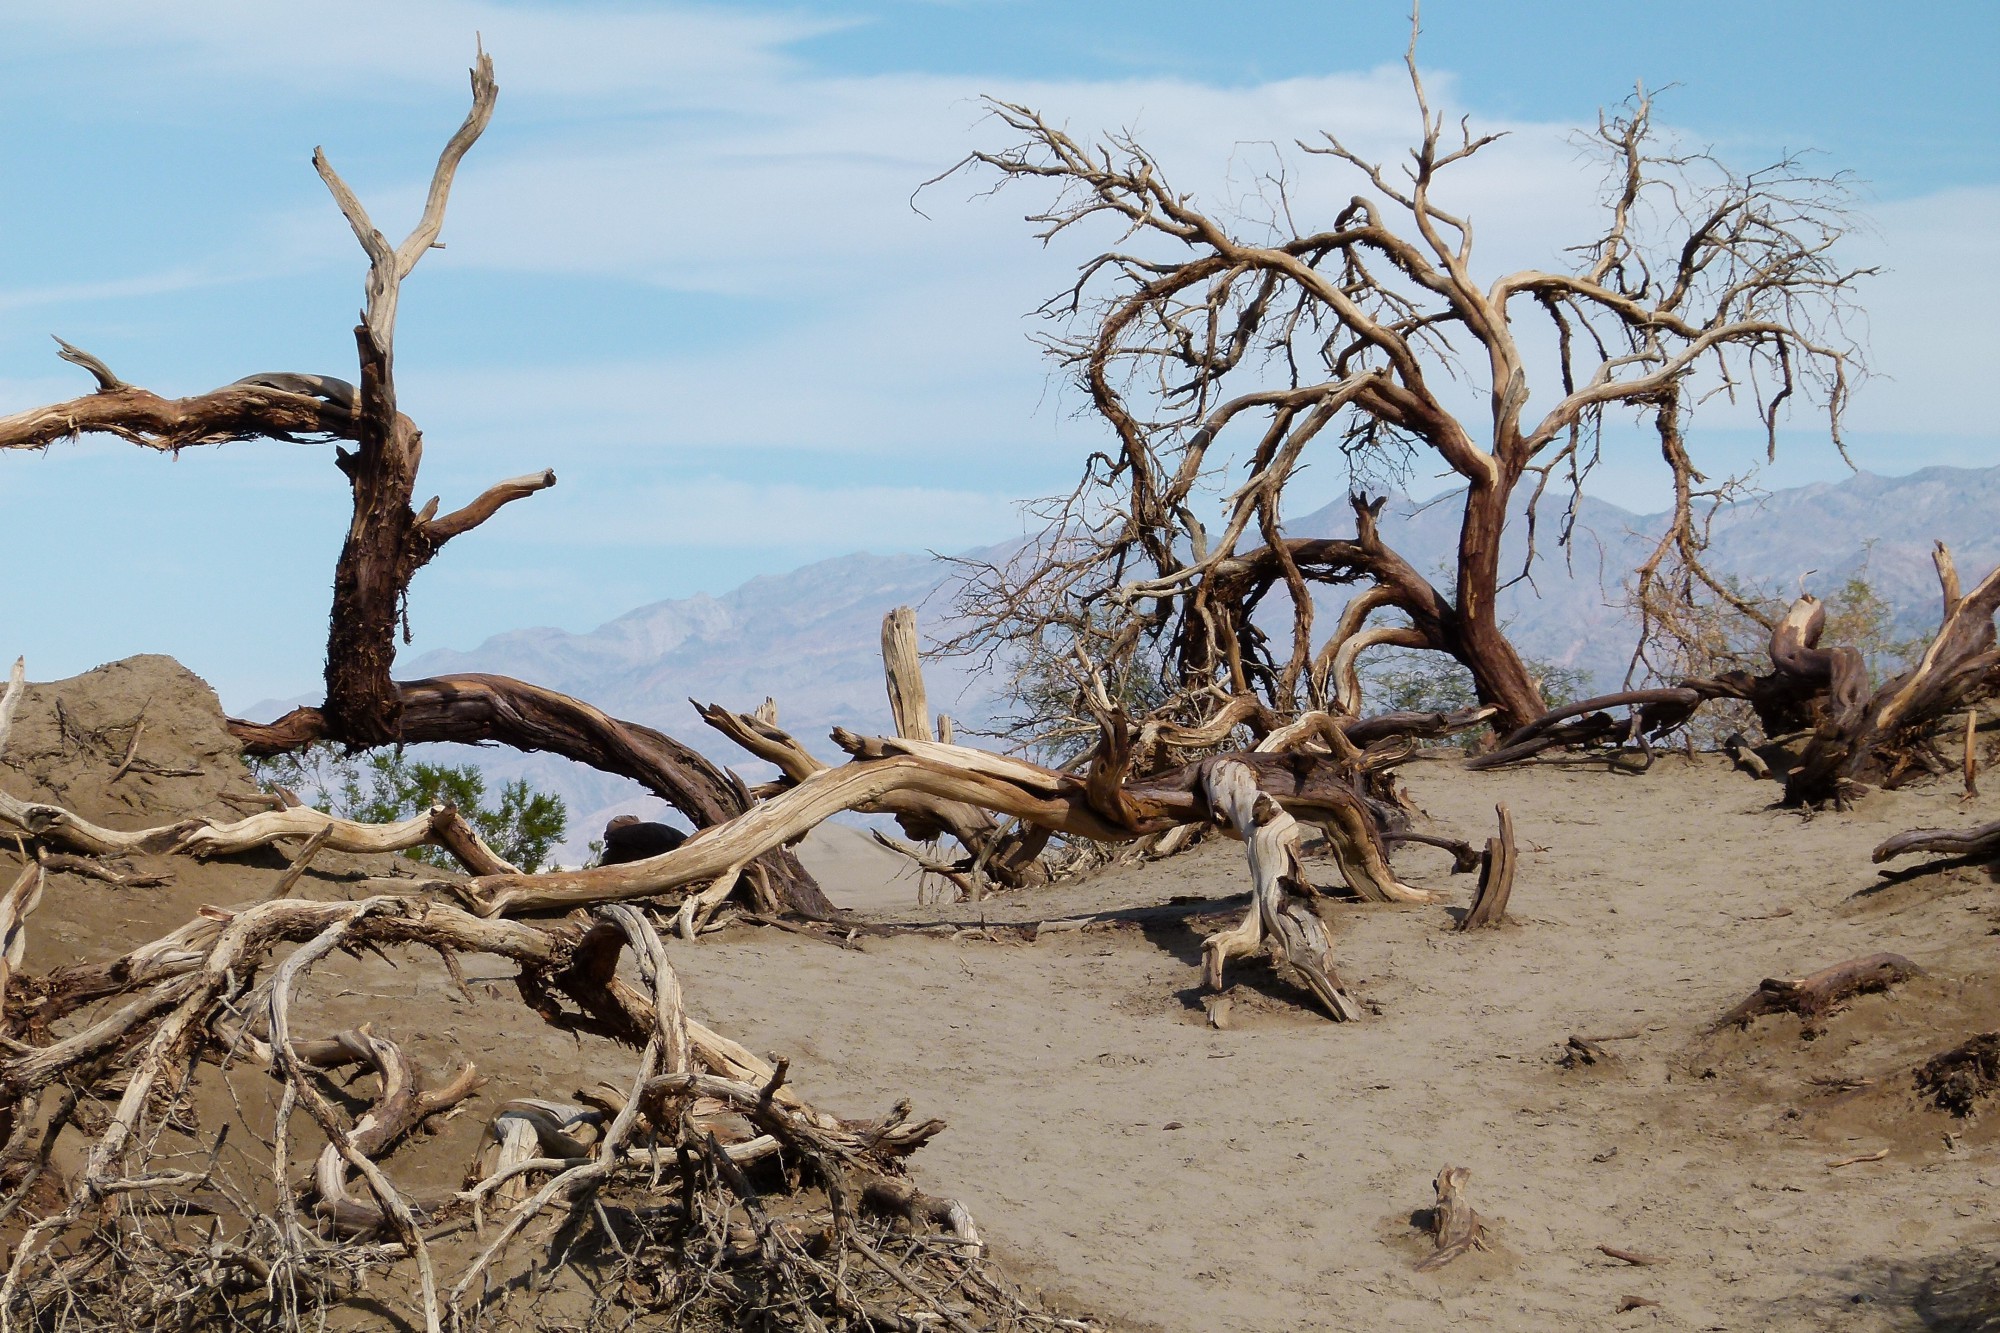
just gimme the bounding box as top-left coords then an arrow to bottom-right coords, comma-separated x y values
246,745 -> 567,873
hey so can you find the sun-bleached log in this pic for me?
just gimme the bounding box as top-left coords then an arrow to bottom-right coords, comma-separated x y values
881,606 -> 935,743
0,792 -> 517,875
1197,759 -> 1363,1021
437,735 -> 1426,927
179,802 -> 519,873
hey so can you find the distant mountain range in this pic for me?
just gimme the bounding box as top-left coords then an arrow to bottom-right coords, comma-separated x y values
264,465 -> 2000,862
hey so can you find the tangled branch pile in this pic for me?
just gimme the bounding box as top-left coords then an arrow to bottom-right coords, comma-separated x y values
0,803 -> 1085,1330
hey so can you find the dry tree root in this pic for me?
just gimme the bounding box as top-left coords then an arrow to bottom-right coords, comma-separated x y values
0,887 -> 1091,1333
1708,953 -> 1922,1039
1415,1165 -> 1489,1272
1915,1033 -> 2000,1117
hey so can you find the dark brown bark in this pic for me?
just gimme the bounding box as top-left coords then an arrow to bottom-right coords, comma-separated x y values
1454,478 -> 1546,730
1871,818 -> 2000,866
1210,493 -> 1545,733
1709,952 -> 1921,1039
230,674 -> 836,919
321,329 -> 423,745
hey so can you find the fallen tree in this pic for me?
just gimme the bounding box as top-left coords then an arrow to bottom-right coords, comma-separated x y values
1470,549 -> 2000,805
0,52 -> 829,919
0,655 -> 1489,1021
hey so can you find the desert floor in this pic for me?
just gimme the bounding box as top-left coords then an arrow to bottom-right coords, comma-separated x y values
7,658 -> 1999,1331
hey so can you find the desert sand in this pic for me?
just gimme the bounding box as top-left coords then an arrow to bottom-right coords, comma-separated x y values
4,657 -> 1997,1331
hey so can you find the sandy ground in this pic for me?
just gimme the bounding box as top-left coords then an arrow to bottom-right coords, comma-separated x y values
6,658 -> 1999,1331
672,759 -> 2000,1332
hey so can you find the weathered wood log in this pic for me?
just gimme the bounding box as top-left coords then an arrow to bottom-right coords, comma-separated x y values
1709,953 -> 1921,1038
1723,732 -> 1773,780
1872,819 -> 2000,865
33,849 -> 174,890
1456,803 -> 1516,930
441,737 -> 1419,928
1415,1165 -> 1489,1271
862,1175 -> 983,1253
881,607 -> 935,744
294,1026 -> 483,1233
1197,759 -> 1363,1021
0,792 -> 516,874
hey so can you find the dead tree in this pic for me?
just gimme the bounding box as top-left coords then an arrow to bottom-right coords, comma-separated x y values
0,53 -> 829,917
1474,548 -> 2000,805
932,27 -> 1864,741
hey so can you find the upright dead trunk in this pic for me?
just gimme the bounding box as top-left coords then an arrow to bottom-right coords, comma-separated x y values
1452,479 -> 1545,732
322,332 -> 423,745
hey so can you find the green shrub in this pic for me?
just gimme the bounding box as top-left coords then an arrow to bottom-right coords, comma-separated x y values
245,745 -> 566,873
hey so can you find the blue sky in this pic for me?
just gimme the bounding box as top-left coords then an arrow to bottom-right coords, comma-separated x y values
1,1 -> 1993,707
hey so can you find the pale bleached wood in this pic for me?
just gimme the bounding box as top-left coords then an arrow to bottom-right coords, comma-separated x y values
1416,1165 -> 1489,1271
314,48 -> 498,354
881,606 -> 935,743
1329,625 -> 1427,716
0,797 -> 517,875
1198,759 -> 1363,1021
0,657 -> 23,760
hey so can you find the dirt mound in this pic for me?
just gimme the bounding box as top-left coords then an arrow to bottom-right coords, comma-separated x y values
2,654 -> 250,822
0,657 -> 419,964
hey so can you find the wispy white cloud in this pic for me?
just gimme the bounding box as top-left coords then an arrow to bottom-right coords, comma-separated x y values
4,2 -> 839,106
0,266 -> 225,313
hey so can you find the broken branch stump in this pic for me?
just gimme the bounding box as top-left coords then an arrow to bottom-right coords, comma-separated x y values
1456,803 -> 1516,930
1415,1165 -> 1489,1271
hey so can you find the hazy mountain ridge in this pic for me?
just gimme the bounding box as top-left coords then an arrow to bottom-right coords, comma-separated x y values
388,464 -> 1998,860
